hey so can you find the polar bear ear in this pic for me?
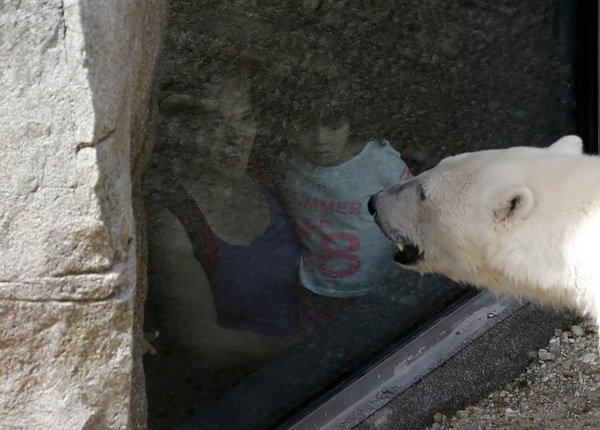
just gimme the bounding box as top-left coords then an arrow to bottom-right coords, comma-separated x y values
548,135 -> 583,154
492,186 -> 534,224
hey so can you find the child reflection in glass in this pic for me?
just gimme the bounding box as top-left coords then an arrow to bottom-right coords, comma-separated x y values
160,78 -> 301,335
279,110 -> 412,333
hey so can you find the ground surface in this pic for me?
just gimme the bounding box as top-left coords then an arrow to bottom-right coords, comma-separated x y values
426,322 -> 600,430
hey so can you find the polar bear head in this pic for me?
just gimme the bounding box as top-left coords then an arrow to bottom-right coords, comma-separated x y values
368,135 -> 590,300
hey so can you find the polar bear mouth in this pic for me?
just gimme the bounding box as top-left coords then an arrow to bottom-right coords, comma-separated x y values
394,242 -> 423,265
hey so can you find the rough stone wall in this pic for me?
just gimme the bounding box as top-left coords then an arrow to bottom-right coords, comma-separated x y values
0,1 -> 167,428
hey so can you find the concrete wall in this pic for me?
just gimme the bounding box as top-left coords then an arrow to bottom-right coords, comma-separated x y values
0,1 -> 167,428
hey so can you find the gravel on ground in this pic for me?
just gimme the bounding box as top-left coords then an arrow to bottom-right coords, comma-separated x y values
425,321 -> 600,430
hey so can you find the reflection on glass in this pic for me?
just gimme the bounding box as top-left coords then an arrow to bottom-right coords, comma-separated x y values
144,78 -> 304,426
168,78 -> 301,335
278,114 -> 412,332
144,0 -> 575,428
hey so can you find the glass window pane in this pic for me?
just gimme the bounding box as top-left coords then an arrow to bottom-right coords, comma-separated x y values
143,1 -> 581,428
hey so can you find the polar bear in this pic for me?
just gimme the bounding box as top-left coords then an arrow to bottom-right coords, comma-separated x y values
368,135 -> 600,323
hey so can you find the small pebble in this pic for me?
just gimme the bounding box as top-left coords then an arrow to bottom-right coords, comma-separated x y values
548,342 -> 561,357
455,409 -> 470,419
432,412 -> 446,424
580,353 -> 599,364
538,348 -> 555,361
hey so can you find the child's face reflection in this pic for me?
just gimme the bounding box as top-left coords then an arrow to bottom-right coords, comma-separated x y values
300,122 -> 350,167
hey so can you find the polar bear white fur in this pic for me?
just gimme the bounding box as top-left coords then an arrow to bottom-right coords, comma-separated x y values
368,135 -> 600,322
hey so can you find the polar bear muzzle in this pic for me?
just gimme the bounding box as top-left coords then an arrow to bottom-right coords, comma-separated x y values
368,191 -> 423,266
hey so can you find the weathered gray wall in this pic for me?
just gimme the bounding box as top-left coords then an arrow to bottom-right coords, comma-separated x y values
0,1 -> 167,428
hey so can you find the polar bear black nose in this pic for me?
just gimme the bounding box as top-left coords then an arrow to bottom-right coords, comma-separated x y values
368,193 -> 380,216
